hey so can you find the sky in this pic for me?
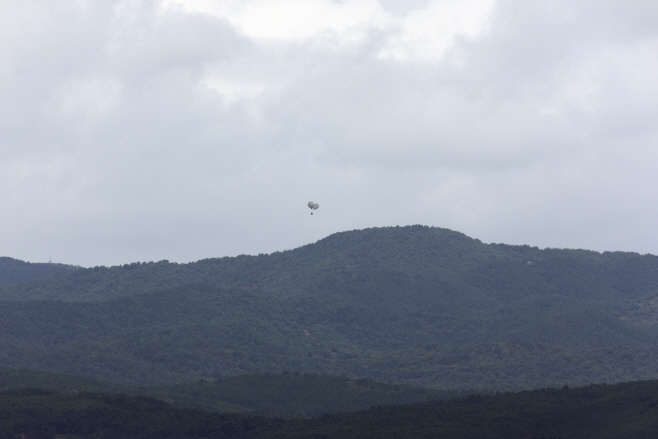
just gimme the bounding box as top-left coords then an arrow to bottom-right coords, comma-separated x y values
1,0 -> 658,267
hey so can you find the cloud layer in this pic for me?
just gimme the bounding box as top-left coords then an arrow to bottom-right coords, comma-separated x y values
1,0 -> 657,266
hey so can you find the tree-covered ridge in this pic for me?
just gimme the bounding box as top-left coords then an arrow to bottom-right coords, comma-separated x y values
0,257 -> 78,287
0,226 -> 499,301
0,389 -> 265,439
2,380 -> 658,439
3,225 -> 658,305
0,367 -> 457,418
0,366 -> 128,394
1,283 -> 658,390
146,373 -> 462,417
275,380 -> 658,439
2,225 -> 658,390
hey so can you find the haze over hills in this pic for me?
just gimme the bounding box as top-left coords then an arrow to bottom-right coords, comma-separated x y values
2,225 -> 658,390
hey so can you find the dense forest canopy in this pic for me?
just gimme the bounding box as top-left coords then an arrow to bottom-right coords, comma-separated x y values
1,225 -> 658,391
3,380 -> 658,438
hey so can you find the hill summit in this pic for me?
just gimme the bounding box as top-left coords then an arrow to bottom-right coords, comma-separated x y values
1,225 -> 658,390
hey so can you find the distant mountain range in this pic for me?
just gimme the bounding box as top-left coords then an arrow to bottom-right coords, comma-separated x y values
2,225 -> 658,391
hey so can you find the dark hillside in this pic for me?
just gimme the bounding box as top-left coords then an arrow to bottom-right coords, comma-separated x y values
269,380 -> 658,439
2,226 -> 658,390
0,257 -> 78,286
3,380 -> 658,438
2,283 -> 658,388
3,225 -> 658,306
0,367 -> 456,417
0,226 -> 502,301
0,366 -> 128,394
145,373 -> 460,417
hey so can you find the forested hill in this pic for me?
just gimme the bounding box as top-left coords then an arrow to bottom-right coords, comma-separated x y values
0,257 -> 78,287
3,225 -> 658,390
0,226 -> 495,301
3,380 -> 658,438
3,225 -> 658,304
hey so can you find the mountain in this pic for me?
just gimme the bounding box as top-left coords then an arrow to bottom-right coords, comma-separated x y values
1,225 -> 658,390
0,226 -> 495,301
3,380 -> 658,438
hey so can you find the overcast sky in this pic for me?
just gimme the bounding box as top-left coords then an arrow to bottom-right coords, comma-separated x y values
1,0 -> 657,267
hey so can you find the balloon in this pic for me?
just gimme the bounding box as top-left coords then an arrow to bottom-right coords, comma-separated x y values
308,201 -> 315,209
313,203 -> 319,210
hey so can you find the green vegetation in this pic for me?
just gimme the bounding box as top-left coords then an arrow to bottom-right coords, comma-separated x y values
0,283 -> 658,389
0,367 -> 458,418
0,257 -> 77,287
1,225 -> 658,391
0,366 -> 127,394
149,373 -> 465,417
0,389 -> 268,439
2,380 -> 658,438
275,380 -> 658,439
3,226 -> 658,436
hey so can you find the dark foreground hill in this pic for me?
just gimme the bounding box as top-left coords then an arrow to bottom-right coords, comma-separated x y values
3,380 -> 658,439
0,367 -> 459,418
2,226 -> 658,390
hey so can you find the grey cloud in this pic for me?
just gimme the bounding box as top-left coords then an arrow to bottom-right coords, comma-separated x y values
377,0 -> 431,15
1,0 -> 658,265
